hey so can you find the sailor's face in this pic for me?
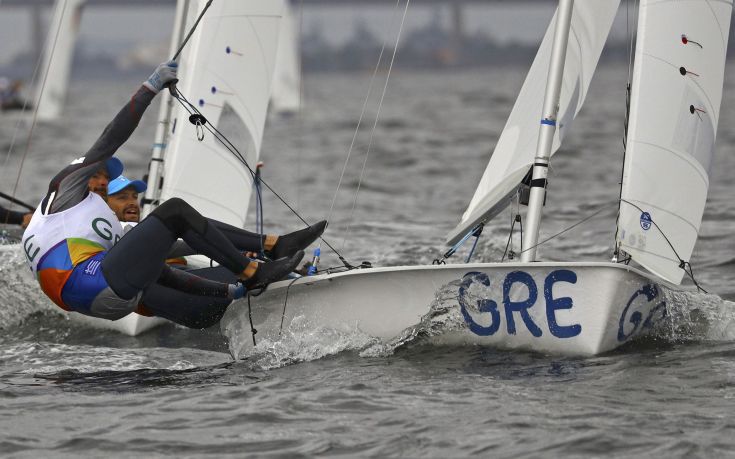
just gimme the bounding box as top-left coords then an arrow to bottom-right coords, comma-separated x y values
108,187 -> 140,222
88,169 -> 110,200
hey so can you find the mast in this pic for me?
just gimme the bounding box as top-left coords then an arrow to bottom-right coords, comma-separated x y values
520,0 -> 575,263
141,0 -> 190,218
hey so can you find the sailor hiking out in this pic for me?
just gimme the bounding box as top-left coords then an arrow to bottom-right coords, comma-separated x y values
21,61 -> 325,328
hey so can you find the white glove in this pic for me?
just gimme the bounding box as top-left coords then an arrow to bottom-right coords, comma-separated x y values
143,60 -> 178,94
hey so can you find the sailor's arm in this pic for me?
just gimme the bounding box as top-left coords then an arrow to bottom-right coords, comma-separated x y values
80,61 -> 177,167
82,86 -> 156,166
41,62 -> 177,215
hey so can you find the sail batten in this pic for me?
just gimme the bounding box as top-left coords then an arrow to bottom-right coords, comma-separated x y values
616,0 -> 733,284
446,0 -> 620,245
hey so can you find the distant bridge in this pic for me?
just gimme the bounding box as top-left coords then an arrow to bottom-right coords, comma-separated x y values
2,0 -> 556,67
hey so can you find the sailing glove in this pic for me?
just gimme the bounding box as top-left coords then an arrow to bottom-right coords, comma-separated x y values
143,60 -> 178,94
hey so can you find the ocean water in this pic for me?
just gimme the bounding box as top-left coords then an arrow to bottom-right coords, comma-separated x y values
1,63 -> 735,457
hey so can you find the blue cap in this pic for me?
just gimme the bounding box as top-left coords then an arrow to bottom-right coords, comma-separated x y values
105,157 -> 123,181
108,175 -> 147,195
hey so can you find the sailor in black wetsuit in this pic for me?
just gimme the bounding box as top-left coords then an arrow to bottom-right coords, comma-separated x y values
21,61 -> 325,328
104,173 -> 324,328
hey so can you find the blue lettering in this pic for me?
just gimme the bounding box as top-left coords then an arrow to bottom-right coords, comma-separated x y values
618,284 -> 659,342
544,269 -> 582,338
458,272 -> 501,336
503,271 -> 542,337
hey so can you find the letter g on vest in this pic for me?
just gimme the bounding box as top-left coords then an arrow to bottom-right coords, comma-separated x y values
92,218 -> 114,240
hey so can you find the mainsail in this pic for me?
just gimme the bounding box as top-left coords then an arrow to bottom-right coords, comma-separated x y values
151,0 -> 286,226
33,0 -> 85,121
446,0 -> 620,245
616,0 -> 733,284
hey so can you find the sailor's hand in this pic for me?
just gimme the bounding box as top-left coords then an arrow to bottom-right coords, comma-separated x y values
21,213 -> 32,229
143,60 -> 178,94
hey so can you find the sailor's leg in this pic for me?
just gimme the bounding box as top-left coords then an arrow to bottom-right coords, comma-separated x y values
102,215 -> 180,299
139,268 -> 236,329
156,265 -> 241,299
148,198 -> 251,273
104,198 -> 304,296
148,198 -> 307,288
208,218 -> 327,260
207,219 -> 269,252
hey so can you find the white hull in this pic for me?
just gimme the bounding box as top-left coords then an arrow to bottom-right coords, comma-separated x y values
67,312 -> 167,336
222,262 -> 671,358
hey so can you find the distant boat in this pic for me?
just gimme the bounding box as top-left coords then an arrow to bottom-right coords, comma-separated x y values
222,0 -> 733,358
2,0 -> 85,121
32,0 -> 85,121
271,2 -> 302,115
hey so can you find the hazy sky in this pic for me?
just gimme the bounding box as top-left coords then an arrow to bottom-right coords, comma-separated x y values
0,3 -> 642,65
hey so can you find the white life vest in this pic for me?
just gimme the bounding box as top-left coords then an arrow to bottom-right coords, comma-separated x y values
21,193 -> 123,308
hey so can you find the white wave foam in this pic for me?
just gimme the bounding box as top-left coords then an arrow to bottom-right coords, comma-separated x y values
226,282 -> 466,369
0,245 -> 60,329
657,288 -> 735,342
232,315 -> 379,370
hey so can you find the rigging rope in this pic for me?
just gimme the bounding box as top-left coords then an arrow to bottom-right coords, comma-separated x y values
618,199 -> 707,293
3,0 -> 71,217
172,0 -> 213,61
341,0 -> 411,252
170,87 -> 353,267
321,0 -> 403,241
517,202 -> 618,258
501,198 -> 522,262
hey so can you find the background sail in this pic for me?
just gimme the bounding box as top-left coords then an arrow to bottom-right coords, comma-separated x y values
34,0 -> 85,121
159,0 -> 285,226
446,0 -> 620,245
616,0 -> 733,284
271,3 -> 301,114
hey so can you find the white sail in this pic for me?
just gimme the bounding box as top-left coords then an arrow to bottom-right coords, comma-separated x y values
446,0 -> 620,245
33,0 -> 85,121
616,0 -> 733,284
271,3 -> 301,114
158,0 -> 286,226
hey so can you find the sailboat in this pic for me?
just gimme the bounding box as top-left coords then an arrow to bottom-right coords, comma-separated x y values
69,0 -> 290,335
221,0 -> 733,358
271,2 -> 302,115
0,0 -> 84,122
33,0 -> 85,122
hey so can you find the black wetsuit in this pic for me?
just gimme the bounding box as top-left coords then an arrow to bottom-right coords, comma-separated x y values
1,205 -> 26,225
141,266 -> 237,329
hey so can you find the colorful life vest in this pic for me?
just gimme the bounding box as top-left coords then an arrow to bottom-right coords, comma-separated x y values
21,193 -> 123,309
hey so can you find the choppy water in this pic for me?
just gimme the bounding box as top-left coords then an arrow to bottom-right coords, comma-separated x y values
1,62 -> 735,457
